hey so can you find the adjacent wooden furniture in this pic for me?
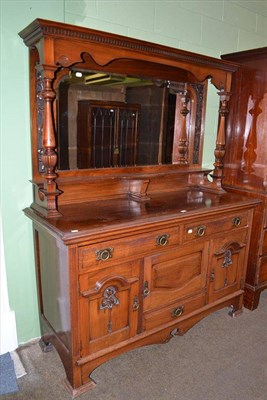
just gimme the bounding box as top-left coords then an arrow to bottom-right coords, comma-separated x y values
19,19 -> 260,397
222,48 -> 267,310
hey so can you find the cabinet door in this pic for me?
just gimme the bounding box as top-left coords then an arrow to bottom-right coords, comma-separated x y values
143,241 -> 209,313
79,260 -> 140,356
208,230 -> 248,302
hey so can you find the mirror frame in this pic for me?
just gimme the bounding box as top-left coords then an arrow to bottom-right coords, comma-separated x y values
19,19 -> 239,217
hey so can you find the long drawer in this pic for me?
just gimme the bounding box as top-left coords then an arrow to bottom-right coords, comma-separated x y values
79,226 -> 180,271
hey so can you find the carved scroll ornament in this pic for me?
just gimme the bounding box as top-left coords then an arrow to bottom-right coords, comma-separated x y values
214,241 -> 245,265
99,286 -> 120,310
222,249 -> 233,268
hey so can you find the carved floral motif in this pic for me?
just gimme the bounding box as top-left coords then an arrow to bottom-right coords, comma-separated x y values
100,286 -> 120,310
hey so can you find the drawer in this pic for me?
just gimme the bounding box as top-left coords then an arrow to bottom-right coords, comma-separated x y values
261,229 -> 267,255
143,293 -> 205,331
183,212 -> 249,242
79,260 -> 140,294
79,227 -> 180,271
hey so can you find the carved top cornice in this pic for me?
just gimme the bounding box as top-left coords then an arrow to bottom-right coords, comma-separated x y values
19,18 -> 239,74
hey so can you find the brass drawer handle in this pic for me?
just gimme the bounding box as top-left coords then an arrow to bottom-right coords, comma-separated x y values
143,281 -> 150,297
195,225 -> 206,237
96,248 -> 113,261
156,234 -> 170,246
210,271 -> 215,282
133,296 -> 139,310
232,216 -> 241,227
171,306 -> 184,318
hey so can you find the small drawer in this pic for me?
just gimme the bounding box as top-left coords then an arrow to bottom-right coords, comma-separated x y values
143,293 -> 205,331
79,227 -> 180,271
79,260 -> 140,294
184,212 -> 248,242
261,229 -> 267,255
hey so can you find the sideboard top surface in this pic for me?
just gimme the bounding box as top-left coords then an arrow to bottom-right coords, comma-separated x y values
24,189 -> 260,244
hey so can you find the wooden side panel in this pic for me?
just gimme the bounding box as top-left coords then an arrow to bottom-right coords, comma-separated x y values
35,228 -> 71,350
259,256 -> 267,284
261,229 -> 267,255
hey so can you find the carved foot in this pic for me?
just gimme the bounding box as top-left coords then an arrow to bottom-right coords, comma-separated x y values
63,378 -> 96,398
244,287 -> 261,311
39,338 -> 53,353
228,305 -> 243,318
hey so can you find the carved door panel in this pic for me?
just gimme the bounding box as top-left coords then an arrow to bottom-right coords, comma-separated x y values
143,241 -> 209,313
208,230 -> 248,302
79,260 -> 140,356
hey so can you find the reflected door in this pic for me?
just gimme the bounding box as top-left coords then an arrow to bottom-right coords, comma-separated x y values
77,101 -> 140,168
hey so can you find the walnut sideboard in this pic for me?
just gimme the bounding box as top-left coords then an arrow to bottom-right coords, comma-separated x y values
19,19 -> 260,397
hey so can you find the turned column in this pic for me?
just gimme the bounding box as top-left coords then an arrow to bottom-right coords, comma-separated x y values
177,85 -> 190,164
37,65 -> 61,217
211,90 -> 231,188
242,97 -> 261,176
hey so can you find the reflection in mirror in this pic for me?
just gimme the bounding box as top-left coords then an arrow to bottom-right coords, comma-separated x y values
56,69 -> 206,171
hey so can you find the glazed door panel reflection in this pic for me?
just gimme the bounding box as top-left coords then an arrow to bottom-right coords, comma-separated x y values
77,101 -> 140,168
